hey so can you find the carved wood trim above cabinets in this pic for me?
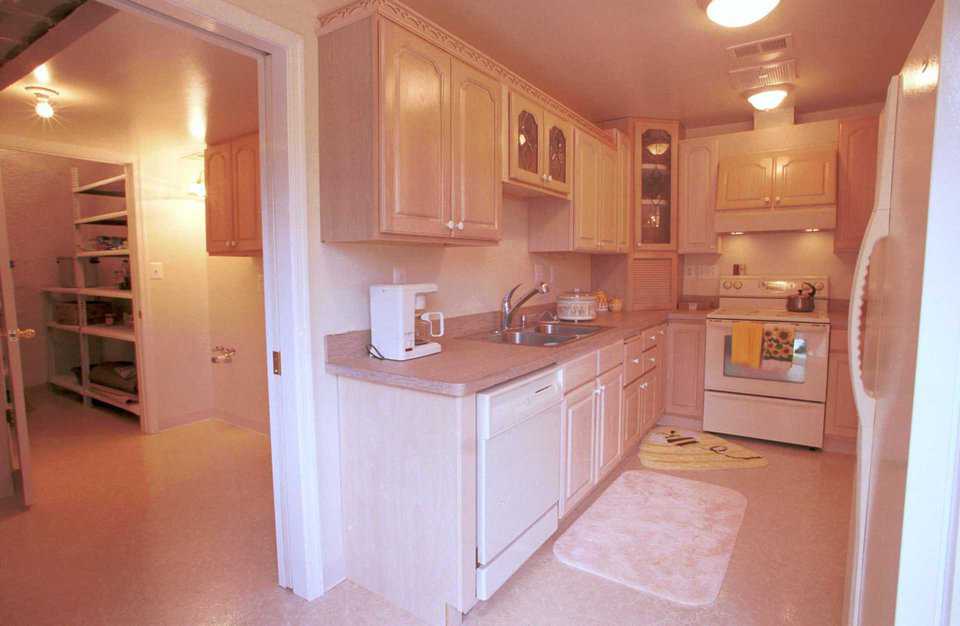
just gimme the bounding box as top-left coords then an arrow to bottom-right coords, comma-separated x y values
316,0 -> 614,147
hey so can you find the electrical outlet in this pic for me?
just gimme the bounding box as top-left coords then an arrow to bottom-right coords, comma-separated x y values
533,264 -> 545,283
392,266 -> 407,284
149,262 -> 164,280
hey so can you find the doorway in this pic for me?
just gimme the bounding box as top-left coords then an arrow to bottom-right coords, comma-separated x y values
0,0 -> 322,608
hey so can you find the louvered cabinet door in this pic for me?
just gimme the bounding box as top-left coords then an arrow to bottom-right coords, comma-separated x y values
627,253 -> 678,311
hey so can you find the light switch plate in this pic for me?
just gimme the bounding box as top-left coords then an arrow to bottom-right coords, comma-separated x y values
149,262 -> 164,280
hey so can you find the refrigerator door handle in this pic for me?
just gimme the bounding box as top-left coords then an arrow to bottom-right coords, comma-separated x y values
847,207 -> 888,420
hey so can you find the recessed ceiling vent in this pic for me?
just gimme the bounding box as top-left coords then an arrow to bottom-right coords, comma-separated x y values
728,59 -> 798,92
727,34 -> 794,62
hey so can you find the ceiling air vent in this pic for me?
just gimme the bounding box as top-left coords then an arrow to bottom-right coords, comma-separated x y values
727,34 -> 794,63
728,59 -> 798,92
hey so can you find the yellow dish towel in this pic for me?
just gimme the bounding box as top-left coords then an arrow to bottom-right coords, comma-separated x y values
731,321 -> 763,369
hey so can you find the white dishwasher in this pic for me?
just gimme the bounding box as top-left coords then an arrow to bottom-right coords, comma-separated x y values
476,366 -> 563,600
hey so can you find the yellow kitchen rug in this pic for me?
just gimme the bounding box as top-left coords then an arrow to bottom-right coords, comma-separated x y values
639,427 -> 768,470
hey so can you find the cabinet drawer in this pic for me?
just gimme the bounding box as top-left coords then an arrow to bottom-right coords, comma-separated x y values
642,324 -> 666,351
624,338 -> 645,385
597,340 -> 624,374
642,344 -> 660,375
562,351 -> 598,393
830,330 -> 848,353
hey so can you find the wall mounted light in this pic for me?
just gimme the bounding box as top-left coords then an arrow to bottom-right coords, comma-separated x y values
746,87 -> 790,111
729,231 -> 745,235
804,228 -> 820,232
704,0 -> 781,28
25,85 -> 58,119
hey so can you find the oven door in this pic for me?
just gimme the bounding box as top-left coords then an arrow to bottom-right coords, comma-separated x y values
704,319 -> 830,402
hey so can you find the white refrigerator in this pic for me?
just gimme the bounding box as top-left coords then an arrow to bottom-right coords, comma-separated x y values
846,1 -> 944,623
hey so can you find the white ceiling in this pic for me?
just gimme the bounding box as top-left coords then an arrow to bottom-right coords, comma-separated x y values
0,3 -> 259,154
401,0 -> 934,127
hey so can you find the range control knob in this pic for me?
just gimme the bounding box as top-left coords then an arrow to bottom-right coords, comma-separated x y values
733,280 -> 743,289
722,280 -> 732,289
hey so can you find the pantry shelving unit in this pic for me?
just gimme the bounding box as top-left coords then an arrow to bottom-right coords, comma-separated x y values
42,166 -> 145,418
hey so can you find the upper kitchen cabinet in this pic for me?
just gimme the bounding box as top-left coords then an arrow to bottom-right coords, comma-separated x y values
507,91 -> 572,197
529,128 -> 623,254
835,116 -> 879,253
678,137 -> 721,254
318,16 -> 501,244
635,119 -> 680,251
205,132 -> 262,256
715,146 -> 837,233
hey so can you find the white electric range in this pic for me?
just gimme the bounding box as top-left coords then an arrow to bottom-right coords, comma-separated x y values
703,275 -> 831,448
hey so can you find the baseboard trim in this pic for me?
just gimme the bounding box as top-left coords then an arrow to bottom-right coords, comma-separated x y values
657,414 -> 703,430
823,434 -> 856,455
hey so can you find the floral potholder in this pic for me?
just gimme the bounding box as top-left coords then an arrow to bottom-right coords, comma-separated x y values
763,325 -> 796,362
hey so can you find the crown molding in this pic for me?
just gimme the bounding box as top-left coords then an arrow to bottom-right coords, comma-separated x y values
316,0 -> 614,146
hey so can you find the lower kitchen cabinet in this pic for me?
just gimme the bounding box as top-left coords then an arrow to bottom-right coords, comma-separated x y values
664,320 -> 706,418
561,380 -> 599,516
622,379 -> 642,447
825,349 -> 858,438
596,365 -> 624,479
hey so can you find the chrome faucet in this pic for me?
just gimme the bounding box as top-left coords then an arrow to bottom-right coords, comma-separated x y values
501,282 -> 550,332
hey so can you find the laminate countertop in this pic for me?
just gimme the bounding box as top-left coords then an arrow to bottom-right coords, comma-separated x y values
326,309 -> 712,397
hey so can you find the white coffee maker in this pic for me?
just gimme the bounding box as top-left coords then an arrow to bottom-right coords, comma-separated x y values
369,283 -> 445,361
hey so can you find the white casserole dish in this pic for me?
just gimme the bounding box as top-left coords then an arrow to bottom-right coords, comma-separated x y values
556,290 -> 598,321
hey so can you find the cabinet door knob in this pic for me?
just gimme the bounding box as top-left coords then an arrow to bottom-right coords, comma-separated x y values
763,197 -> 771,204
547,174 -> 553,182
593,388 -> 602,396
649,357 -> 656,364
446,220 -> 455,230
456,221 -> 465,231
775,196 -> 782,205
631,358 -> 641,364
640,382 -> 649,389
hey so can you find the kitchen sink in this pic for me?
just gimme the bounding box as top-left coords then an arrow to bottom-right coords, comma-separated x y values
472,322 -> 608,347
535,322 -> 605,336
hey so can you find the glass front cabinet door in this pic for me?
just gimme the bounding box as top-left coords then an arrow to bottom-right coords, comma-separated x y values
508,91 -> 571,196
635,119 -> 681,250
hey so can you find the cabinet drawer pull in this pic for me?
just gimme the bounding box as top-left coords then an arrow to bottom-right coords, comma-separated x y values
631,357 -> 641,364
640,382 -> 649,390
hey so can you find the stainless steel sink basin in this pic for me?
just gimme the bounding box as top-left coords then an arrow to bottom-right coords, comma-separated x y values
471,322 -> 608,347
535,322 -> 605,336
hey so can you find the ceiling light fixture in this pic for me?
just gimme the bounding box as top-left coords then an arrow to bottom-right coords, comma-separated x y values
747,87 -> 790,111
704,0 -> 781,28
646,142 -> 670,156
25,86 -> 59,119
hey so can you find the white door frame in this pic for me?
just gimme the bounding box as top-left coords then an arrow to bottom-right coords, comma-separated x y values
96,0 -> 323,600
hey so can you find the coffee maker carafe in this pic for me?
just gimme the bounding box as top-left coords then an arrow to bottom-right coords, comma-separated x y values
370,283 -> 444,361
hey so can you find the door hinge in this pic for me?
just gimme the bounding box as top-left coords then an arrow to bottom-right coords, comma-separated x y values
476,547 -> 480,568
272,351 -> 282,376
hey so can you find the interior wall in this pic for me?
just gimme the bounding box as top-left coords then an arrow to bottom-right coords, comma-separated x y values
682,230 -> 856,298
207,255 -> 269,433
134,144 -> 215,429
319,195 -> 592,325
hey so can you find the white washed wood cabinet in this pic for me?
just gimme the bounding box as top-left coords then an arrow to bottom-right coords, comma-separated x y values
715,146 -> 838,233
678,137 -> 720,254
205,132 -> 261,256
318,17 -> 501,244
664,320 -> 706,419
528,128 -> 623,254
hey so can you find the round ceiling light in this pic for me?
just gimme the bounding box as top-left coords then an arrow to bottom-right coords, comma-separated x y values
25,85 -> 59,119
705,0 -> 781,28
747,88 -> 789,111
